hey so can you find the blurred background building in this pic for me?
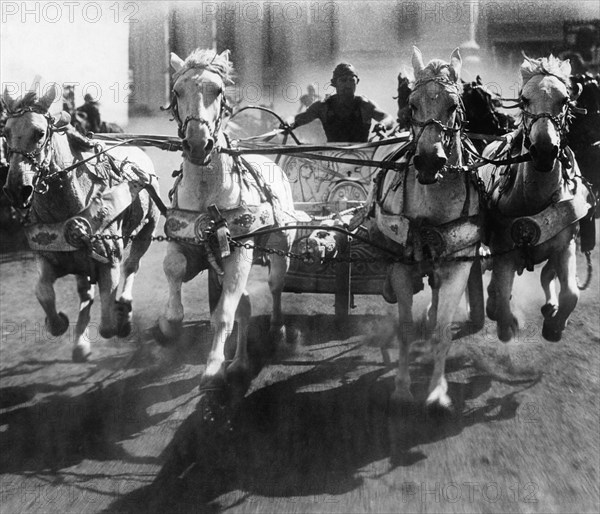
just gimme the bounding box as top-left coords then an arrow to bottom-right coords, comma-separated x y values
2,1 -> 599,127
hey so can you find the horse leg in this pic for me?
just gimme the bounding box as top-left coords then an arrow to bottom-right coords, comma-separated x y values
159,243 -> 188,341
426,262 -> 472,413
390,264 -> 415,410
542,243 -> 579,342
35,258 -> 69,337
540,260 -> 558,319
96,265 -> 120,339
116,218 -> 157,337
226,292 -> 252,393
266,231 -> 292,345
492,258 -> 519,342
486,272 -> 498,321
202,246 -> 253,389
72,275 -> 95,362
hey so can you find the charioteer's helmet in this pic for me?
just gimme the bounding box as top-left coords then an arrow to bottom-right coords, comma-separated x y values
331,63 -> 360,85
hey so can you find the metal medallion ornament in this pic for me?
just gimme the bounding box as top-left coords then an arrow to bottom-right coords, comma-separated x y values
30,231 -> 58,246
511,218 -> 541,247
64,217 -> 93,248
194,213 -> 214,240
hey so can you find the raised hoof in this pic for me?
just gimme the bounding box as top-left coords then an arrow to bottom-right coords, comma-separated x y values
115,300 -> 133,338
72,345 -> 91,363
156,316 -> 183,345
46,312 -> 69,337
542,321 -> 563,342
541,303 -> 558,319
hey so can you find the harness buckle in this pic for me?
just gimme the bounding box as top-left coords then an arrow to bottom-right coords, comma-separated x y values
208,204 -> 231,258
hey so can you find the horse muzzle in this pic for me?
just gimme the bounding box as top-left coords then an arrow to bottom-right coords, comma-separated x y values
413,153 -> 447,184
529,143 -> 559,173
182,138 -> 214,166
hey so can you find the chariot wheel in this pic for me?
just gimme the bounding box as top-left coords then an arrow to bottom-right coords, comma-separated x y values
327,180 -> 367,206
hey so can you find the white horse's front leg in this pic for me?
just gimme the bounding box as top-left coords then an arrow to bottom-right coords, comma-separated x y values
492,256 -> 519,342
543,241 -> 579,341
72,275 -> 95,362
159,243 -> 187,340
426,262 -> 472,413
35,257 -> 69,337
204,246 -> 253,383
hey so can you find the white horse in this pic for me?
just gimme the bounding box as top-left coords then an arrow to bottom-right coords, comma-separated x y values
372,47 -> 481,413
157,49 -> 296,390
2,85 -> 159,361
479,55 -> 591,342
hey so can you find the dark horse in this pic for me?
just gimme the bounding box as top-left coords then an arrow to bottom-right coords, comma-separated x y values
395,73 -> 517,151
567,73 -> 600,252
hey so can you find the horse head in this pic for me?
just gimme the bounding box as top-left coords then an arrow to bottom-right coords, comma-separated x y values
409,46 -> 463,184
519,54 -> 580,173
167,49 -> 234,166
2,84 -> 70,208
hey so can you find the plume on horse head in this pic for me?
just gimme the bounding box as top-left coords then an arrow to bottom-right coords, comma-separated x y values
172,48 -> 236,85
520,54 -> 572,87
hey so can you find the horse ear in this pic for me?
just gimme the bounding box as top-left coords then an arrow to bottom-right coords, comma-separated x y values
412,46 -> 425,75
170,52 -> 185,71
3,86 -> 17,112
55,111 -> 71,128
558,58 -> 572,80
38,84 -> 57,112
219,49 -> 231,62
449,48 -> 462,81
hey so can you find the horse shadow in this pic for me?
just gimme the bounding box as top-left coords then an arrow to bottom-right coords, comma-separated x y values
0,351 -> 201,475
105,314 -> 541,513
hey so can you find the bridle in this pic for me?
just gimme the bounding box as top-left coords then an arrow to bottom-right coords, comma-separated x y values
409,74 -> 464,155
4,107 -> 60,194
519,72 -> 573,151
162,73 -> 231,150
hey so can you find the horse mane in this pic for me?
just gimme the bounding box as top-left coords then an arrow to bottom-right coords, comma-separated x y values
174,49 -> 235,85
5,91 -> 46,114
520,54 -> 571,87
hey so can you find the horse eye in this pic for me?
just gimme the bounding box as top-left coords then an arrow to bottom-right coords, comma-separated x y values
33,128 -> 45,140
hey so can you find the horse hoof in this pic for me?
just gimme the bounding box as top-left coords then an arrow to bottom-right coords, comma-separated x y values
72,345 -> 91,363
226,360 -> 253,398
541,303 -> 558,319
46,312 -> 69,337
157,316 -> 182,344
425,400 -> 454,420
542,322 -> 562,342
115,300 -> 133,338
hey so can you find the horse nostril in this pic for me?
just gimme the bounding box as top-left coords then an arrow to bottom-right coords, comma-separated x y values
182,139 -> 191,152
550,146 -> 559,160
530,145 -> 538,159
21,185 -> 33,205
413,155 -> 423,169
204,139 -> 214,154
